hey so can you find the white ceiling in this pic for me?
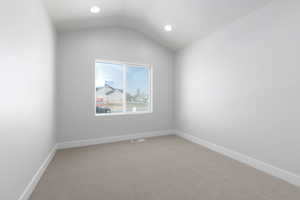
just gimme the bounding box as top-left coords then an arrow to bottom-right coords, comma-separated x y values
43,0 -> 273,51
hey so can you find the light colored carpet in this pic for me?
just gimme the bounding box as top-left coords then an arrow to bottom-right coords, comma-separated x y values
30,135 -> 300,200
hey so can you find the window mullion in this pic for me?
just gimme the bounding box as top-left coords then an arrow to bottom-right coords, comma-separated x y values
149,66 -> 152,112
123,64 -> 127,113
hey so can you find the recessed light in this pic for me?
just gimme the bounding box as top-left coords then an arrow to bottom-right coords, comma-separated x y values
90,6 -> 100,14
164,25 -> 172,32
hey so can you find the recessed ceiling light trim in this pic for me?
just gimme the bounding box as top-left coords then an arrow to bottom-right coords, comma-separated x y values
90,6 -> 100,14
164,25 -> 172,32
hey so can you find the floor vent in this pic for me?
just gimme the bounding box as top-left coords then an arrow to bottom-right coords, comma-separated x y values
131,138 -> 146,143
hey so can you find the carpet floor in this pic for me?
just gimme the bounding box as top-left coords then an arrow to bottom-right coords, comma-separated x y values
30,135 -> 300,200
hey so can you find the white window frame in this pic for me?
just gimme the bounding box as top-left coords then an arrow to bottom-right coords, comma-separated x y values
94,59 -> 153,116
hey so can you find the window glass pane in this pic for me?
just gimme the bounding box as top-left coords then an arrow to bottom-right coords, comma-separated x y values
95,62 -> 124,114
126,66 -> 150,112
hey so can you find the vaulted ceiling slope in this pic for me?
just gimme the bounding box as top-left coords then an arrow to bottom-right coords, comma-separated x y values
44,0 -> 274,51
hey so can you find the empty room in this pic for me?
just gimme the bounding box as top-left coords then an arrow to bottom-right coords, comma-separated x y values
1,0 -> 300,199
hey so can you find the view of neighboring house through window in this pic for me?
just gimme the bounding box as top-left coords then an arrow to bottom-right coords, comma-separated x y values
95,61 -> 152,115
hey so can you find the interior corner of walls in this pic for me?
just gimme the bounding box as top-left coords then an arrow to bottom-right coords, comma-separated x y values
56,28 -> 174,141
1,1 -> 58,199
175,130 -> 300,187
18,146 -> 57,200
57,129 -> 175,150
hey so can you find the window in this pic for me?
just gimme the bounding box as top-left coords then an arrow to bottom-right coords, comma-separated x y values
95,60 -> 152,115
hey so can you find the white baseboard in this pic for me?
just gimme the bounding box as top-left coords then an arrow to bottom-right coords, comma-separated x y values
175,130 -> 300,187
57,130 -> 174,150
17,130 -> 173,200
18,145 -> 57,200
18,129 -> 299,200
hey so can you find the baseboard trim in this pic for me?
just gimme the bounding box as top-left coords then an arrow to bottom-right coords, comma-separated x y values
17,130 -> 173,200
175,130 -> 300,187
18,145 -> 57,200
19,129 -> 299,200
57,130 -> 174,150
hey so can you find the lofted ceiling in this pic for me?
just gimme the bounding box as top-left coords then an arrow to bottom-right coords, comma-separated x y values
43,0 -> 273,51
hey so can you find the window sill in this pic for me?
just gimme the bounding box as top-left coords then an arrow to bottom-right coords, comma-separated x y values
95,111 -> 153,117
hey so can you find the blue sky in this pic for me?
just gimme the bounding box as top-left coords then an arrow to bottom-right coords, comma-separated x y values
95,62 -> 149,95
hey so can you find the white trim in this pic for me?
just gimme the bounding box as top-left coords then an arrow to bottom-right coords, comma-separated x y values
18,145 -> 57,200
94,59 -> 153,116
95,111 -> 152,117
149,64 -> 153,113
95,59 -> 150,67
122,64 -> 127,112
17,130 -> 173,199
57,130 -> 174,150
16,129 -> 300,200
175,130 -> 300,187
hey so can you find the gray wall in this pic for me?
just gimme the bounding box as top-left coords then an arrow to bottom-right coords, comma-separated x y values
0,0 -> 56,200
57,27 -> 173,142
175,0 -> 300,175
